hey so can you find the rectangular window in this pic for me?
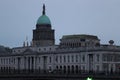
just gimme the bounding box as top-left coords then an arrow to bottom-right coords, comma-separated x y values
82,55 -> 85,62
76,55 -> 78,62
56,56 -> 58,63
71,55 -> 74,62
9,58 -> 10,64
68,55 -> 70,63
1,59 -> 3,64
14,58 -> 15,64
64,55 -> 66,63
96,65 -> 99,71
4,58 -> 5,64
6,58 -> 8,64
39,57 -> 40,63
79,55 -> 81,62
44,48 -> 46,51
49,57 -> 51,63
82,66 -> 85,72
49,48 -> 51,51
39,48 -> 41,51
60,56 -> 62,63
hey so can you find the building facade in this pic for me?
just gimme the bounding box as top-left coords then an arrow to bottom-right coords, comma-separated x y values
0,5 -> 120,74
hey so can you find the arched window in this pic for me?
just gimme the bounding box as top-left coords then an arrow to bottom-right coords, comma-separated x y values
60,66 -> 62,73
56,66 -> 58,70
68,66 -> 70,73
60,66 -> 62,70
76,65 -> 79,74
72,65 -> 74,74
64,66 -> 66,74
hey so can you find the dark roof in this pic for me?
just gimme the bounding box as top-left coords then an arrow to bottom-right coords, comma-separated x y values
0,45 -> 11,54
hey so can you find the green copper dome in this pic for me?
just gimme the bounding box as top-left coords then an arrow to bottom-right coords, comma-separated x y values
37,15 -> 51,25
37,4 -> 51,25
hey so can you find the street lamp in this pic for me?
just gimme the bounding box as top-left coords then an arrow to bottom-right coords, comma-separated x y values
86,77 -> 93,80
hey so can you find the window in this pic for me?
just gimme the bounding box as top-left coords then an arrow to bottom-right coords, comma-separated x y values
97,54 -> 99,62
56,66 -> 58,70
44,48 -> 46,51
56,56 -> 58,63
9,58 -> 10,64
79,55 -> 81,62
103,55 -> 107,61
79,43 -> 81,47
14,58 -> 15,64
6,58 -> 8,64
18,50 -> 20,52
1,59 -> 3,64
49,66 -> 52,71
39,48 -> 41,51
60,56 -> 62,63
82,55 -> 85,62
13,50 -> 16,53
109,55 -> 113,61
71,55 -> 74,62
96,65 -> 99,71
39,67 -> 41,72
4,58 -> 5,64
49,57 -> 51,63
76,55 -> 78,62
39,57 -> 40,63
64,56 -> 66,63
82,66 -> 85,72
68,55 -> 70,62
60,66 -> 62,70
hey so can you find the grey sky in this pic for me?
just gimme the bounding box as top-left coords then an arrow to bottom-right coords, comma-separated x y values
0,0 -> 120,48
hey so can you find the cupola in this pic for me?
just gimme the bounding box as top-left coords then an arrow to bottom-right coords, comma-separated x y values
37,4 -> 51,25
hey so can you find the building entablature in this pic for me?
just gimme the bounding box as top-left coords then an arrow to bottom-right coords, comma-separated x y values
12,45 -> 58,54
56,45 -> 120,53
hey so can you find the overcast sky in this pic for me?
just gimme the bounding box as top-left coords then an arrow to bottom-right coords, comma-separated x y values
0,0 -> 120,48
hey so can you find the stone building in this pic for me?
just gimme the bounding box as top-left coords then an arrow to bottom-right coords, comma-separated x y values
0,4 -> 120,74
